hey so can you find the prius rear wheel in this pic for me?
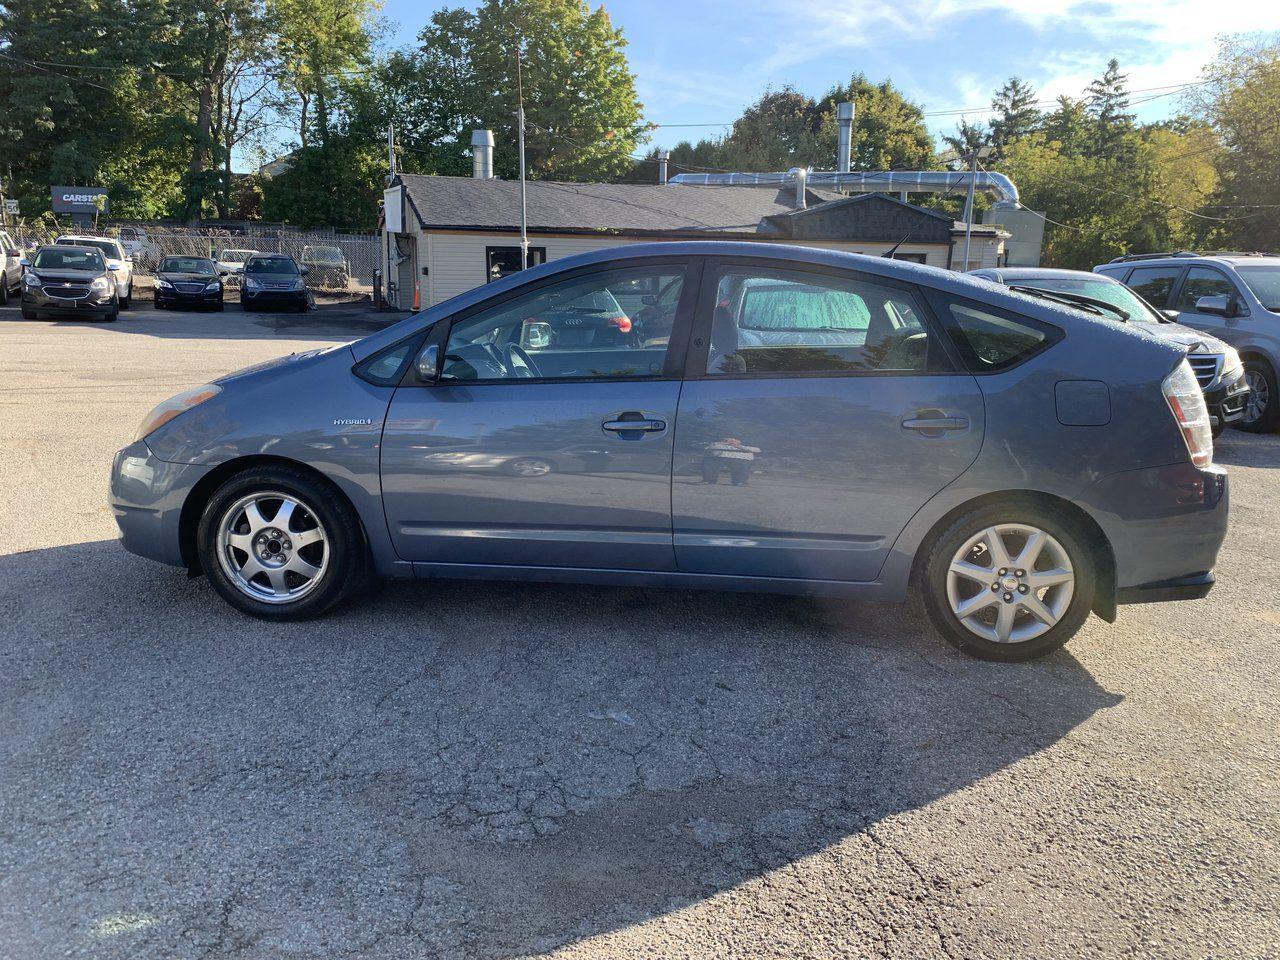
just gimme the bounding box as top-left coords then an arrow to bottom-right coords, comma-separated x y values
921,503 -> 1094,661
197,466 -> 368,620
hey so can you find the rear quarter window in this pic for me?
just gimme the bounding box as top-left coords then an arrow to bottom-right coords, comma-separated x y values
926,292 -> 1060,372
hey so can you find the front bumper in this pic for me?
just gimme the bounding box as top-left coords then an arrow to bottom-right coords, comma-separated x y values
243,288 -> 308,309
22,286 -> 115,316
156,284 -> 223,306
1204,367 -> 1250,429
1079,460 -> 1228,604
109,440 -> 212,567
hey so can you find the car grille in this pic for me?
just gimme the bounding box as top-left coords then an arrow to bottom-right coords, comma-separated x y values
1187,353 -> 1222,390
42,283 -> 91,299
175,282 -> 208,293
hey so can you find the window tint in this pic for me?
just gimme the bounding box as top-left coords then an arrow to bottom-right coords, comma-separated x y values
943,301 -> 1050,370
1125,266 -> 1182,307
1093,265 -> 1129,280
705,268 -> 935,375
442,265 -> 684,382
1176,267 -> 1239,311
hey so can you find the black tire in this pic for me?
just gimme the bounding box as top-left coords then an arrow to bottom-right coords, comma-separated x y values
104,302 -> 119,321
154,298 -> 166,310
920,501 -> 1096,662
215,300 -> 225,312
1237,357 -> 1279,433
121,283 -> 132,309
0,279 -> 8,305
197,465 -> 369,621
21,304 -> 37,320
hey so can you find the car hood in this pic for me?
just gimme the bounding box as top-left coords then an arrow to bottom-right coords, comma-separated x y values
30,269 -> 106,282
1130,320 -> 1230,354
158,271 -> 218,282
213,345 -> 343,385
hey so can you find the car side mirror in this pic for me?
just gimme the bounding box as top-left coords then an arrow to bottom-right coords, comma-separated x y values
18,257 -> 29,268
413,343 -> 440,382
640,294 -> 657,306
219,271 -> 229,278
1161,309 -> 1180,321
300,267 -> 310,276
1194,294 -> 1233,317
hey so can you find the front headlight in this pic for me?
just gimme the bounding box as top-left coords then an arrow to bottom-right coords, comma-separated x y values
155,278 -> 173,290
135,384 -> 221,441
292,278 -> 307,291
244,278 -> 261,291
204,280 -> 220,292
90,276 -> 111,292
1220,346 -> 1243,379
23,273 -> 41,288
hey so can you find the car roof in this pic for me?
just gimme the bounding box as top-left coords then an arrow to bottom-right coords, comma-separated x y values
1097,254 -> 1280,270
57,235 -> 119,244
971,267 -> 1123,285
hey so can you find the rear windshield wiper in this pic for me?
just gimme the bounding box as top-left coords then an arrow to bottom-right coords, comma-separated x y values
1007,284 -> 1130,322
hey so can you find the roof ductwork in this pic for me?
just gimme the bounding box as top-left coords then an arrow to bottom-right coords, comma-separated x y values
471,129 -> 495,180
670,169 -> 1021,210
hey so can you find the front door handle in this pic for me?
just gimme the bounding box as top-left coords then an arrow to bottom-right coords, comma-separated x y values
901,412 -> 969,436
603,413 -> 667,437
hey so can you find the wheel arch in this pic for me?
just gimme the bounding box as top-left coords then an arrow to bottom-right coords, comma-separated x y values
178,454 -> 371,575
910,489 -> 1118,623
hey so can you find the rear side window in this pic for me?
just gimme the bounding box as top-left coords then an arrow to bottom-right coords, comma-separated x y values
1126,266 -> 1182,307
1093,265 -> 1129,281
932,296 -> 1056,372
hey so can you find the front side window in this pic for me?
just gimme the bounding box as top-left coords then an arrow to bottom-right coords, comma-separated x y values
1176,267 -> 1241,311
441,264 -> 685,382
1125,266 -> 1183,307
706,267 -> 936,375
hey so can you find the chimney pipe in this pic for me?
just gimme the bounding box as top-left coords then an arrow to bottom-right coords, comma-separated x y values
790,167 -> 808,209
836,102 -> 855,174
471,129 -> 495,180
658,149 -> 670,185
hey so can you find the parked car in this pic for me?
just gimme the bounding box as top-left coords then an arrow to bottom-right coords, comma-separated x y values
21,245 -> 119,320
216,248 -> 259,277
970,267 -> 1249,436
1095,252 -> 1280,432
110,242 -> 1227,662
0,229 -> 22,305
54,234 -> 133,308
153,256 -> 226,311
239,254 -> 310,312
300,245 -> 349,289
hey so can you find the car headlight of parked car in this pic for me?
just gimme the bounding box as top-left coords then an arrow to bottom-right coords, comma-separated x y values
204,280 -> 221,292
134,384 -> 222,441
90,276 -> 112,292
244,278 -> 261,291
291,278 -> 307,291
23,273 -> 41,288
1220,346 -> 1243,380
155,278 -> 173,290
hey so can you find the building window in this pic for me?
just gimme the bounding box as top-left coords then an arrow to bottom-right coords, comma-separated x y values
894,253 -> 927,264
486,246 -> 547,282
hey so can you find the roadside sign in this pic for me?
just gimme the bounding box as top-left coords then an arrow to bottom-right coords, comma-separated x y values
50,186 -> 108,215
3,200 -> 18,215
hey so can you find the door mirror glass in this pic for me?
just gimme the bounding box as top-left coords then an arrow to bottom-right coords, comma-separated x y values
1194,294 -> 1233,316
1161,309 -> 1181,321
414,343 -> 440,381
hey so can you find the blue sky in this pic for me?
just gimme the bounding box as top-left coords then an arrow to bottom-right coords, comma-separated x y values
374,0 -> 1280,154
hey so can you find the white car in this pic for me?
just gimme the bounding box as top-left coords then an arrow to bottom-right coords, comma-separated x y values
217,249 -> 259,277
0,230 -> 22,305
55,235 -> 133,308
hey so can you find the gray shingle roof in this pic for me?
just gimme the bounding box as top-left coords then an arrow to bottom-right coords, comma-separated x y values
396,174 -> 847,236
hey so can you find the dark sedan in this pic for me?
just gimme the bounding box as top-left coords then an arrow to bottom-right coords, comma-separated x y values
20,245 -> 119,321
154,256 -> 226,311
241,255 -> 310,312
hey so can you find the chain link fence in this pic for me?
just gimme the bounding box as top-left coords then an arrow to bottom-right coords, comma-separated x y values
6,223 -> 378,293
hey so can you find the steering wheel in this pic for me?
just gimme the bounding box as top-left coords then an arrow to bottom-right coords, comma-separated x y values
504,342 -> 541,379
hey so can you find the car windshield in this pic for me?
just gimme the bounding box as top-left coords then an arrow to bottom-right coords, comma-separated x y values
58,238 -> 121,260
1234,265 -> 1280,311
245,257 -> 298,275
161,257 -> 215,273
303,247 -> 344,264
34,248 -> 105,271
1007,276 -> 1163,322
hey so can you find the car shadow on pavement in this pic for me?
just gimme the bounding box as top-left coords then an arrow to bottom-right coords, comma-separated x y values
0,540 -> 1121,959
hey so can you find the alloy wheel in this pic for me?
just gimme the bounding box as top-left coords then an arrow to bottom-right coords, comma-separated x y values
1244,369 -> 1269,425
945,523 -> 1075,645
216,490 -> 329,604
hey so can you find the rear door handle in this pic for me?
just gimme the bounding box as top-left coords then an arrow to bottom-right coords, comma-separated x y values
901,414 -> 969,435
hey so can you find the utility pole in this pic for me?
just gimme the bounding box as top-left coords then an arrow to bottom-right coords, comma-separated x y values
515,39 -> 529,271
387,122 -> 397,179
961,145 -> 993,271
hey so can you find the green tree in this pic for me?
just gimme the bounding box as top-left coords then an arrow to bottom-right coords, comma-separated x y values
989,76 -> 1041,154
1086,58 -> 1136,159
1039,96 -> 1091,154
942,119 -> 990,157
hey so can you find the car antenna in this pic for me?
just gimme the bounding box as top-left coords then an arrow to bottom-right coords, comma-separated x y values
883,231 -> 913,259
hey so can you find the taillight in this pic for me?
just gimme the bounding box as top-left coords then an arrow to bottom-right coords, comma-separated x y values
1162,360 -> 1213,468
608,314 -> 632,333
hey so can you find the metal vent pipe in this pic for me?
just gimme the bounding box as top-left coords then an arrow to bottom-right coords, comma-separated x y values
836,102 -> 854,173
471,130 -> 495,180
658,149 -> 670,185
670,168 -> 1021,209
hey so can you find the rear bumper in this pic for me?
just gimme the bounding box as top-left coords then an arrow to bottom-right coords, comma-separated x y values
1080,460 -> 1228,597
1117,571 -> 1214,605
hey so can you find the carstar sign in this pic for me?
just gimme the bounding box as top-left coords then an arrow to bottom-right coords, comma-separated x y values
50,186 -> 109,215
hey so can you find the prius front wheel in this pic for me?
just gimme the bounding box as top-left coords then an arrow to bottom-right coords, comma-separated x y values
921,504 -> 1095,661
197,466 -> 367,620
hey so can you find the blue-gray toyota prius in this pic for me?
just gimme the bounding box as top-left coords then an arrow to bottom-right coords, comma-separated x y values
110,242 -> 1228,661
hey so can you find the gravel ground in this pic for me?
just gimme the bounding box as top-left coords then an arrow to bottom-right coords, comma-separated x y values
0,303 -> 1277,960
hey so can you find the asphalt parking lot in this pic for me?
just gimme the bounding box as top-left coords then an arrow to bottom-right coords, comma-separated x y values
1,302 -> 1277,960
